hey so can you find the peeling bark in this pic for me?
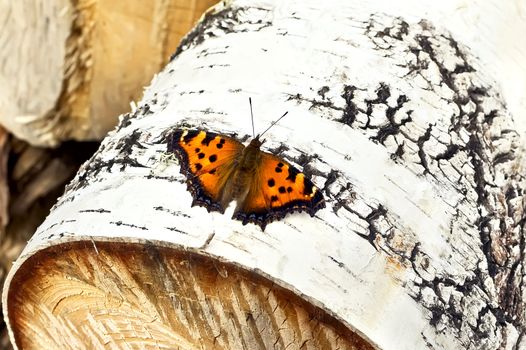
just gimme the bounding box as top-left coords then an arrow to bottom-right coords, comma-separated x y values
2,0 -> 525,349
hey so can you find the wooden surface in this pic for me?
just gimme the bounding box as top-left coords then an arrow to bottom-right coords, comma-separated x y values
7,241 -> 372,350
0,0 -> 219,146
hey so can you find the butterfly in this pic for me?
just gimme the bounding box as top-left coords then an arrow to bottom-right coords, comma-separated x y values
167,103 -> 325,231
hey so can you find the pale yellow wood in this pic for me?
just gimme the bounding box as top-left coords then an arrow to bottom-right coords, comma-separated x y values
7,242 -> 373,349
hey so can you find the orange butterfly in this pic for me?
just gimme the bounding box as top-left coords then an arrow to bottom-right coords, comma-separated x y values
167,105 -> 325,230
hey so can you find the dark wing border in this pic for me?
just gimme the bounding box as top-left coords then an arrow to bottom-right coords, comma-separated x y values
232,175 -> 325,231
168,129 -> 224,213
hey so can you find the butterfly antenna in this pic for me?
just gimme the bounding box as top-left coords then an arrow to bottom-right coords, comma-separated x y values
259,111 -> 289,138
249,97 -> 255,138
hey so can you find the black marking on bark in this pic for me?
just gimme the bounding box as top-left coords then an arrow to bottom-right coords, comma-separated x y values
116,129 -> 146,157
484,110 -> 499,125
354,205 -> 387,250
328,255 -> 345,268
492,152 -> 514,166
153,206 -> 191,218
322,169 -> 340,196
72,139 -> 145,192
416,124 -> 433,174
339,85 -> 360,126
317,86 -> 330,99
287,92 -> 345,111
372,95 -> 412,144
434,144 -> 461,161
110,221 -> 148,230
373,17 -> 409,41
118,113 -> 133,130
116,103 -> 155,131
268,144 -> 289,156
172,6 -> 271,58
165,227 -> 188,234
391,141 -> 405,160
78,208 -> 111,213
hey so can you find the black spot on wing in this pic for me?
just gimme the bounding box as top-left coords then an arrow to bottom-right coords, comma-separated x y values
201,134 -> 215,146
268,179 -> 275,187
270,195 -> 278,202
286,167 -> 299,182
198,152 -> 205,159
209,154 -> 217,162
195,163 -> 202,171
183,130 -> 200,144
217,143 -> 223,149
275,167 -> 282,173
278,186 -> 286,194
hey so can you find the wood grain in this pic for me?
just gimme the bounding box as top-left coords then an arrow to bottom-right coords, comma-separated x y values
7,241 -> 373,349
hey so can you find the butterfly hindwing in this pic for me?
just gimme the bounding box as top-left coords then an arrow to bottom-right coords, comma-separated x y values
234,152 -> 325,230
168,129 -> 244,212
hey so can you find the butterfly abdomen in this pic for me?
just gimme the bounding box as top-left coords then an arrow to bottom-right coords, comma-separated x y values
220,141 -> 263,209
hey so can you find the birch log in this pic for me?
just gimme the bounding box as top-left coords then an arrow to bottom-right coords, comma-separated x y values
3,0 -> 526,349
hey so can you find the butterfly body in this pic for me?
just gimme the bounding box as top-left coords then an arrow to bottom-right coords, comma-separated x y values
219,137 -> 264,208
168,129 -> 324,230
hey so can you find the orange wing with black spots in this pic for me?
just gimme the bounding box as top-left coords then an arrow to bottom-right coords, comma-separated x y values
168,129 -> 244,212
233,152 -> 325,230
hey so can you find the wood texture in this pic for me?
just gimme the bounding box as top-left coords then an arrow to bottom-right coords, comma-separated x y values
8,241 -> 372,350
0,0 -> 218,146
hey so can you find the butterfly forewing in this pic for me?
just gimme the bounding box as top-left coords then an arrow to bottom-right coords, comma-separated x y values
168,129 -> 244,211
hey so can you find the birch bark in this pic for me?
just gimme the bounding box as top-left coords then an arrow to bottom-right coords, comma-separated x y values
3,0 -> 525,349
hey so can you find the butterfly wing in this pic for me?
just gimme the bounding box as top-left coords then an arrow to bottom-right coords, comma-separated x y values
233,152 -> 325,230
168,129 -> 244,212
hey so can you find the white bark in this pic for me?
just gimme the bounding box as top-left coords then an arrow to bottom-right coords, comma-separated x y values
3,0 -> 525,349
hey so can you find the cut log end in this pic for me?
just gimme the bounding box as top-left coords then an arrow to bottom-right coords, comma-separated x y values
6,241 -> 374,349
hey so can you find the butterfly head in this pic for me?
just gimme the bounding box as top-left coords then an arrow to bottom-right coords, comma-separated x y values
249,134 -> 265,149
